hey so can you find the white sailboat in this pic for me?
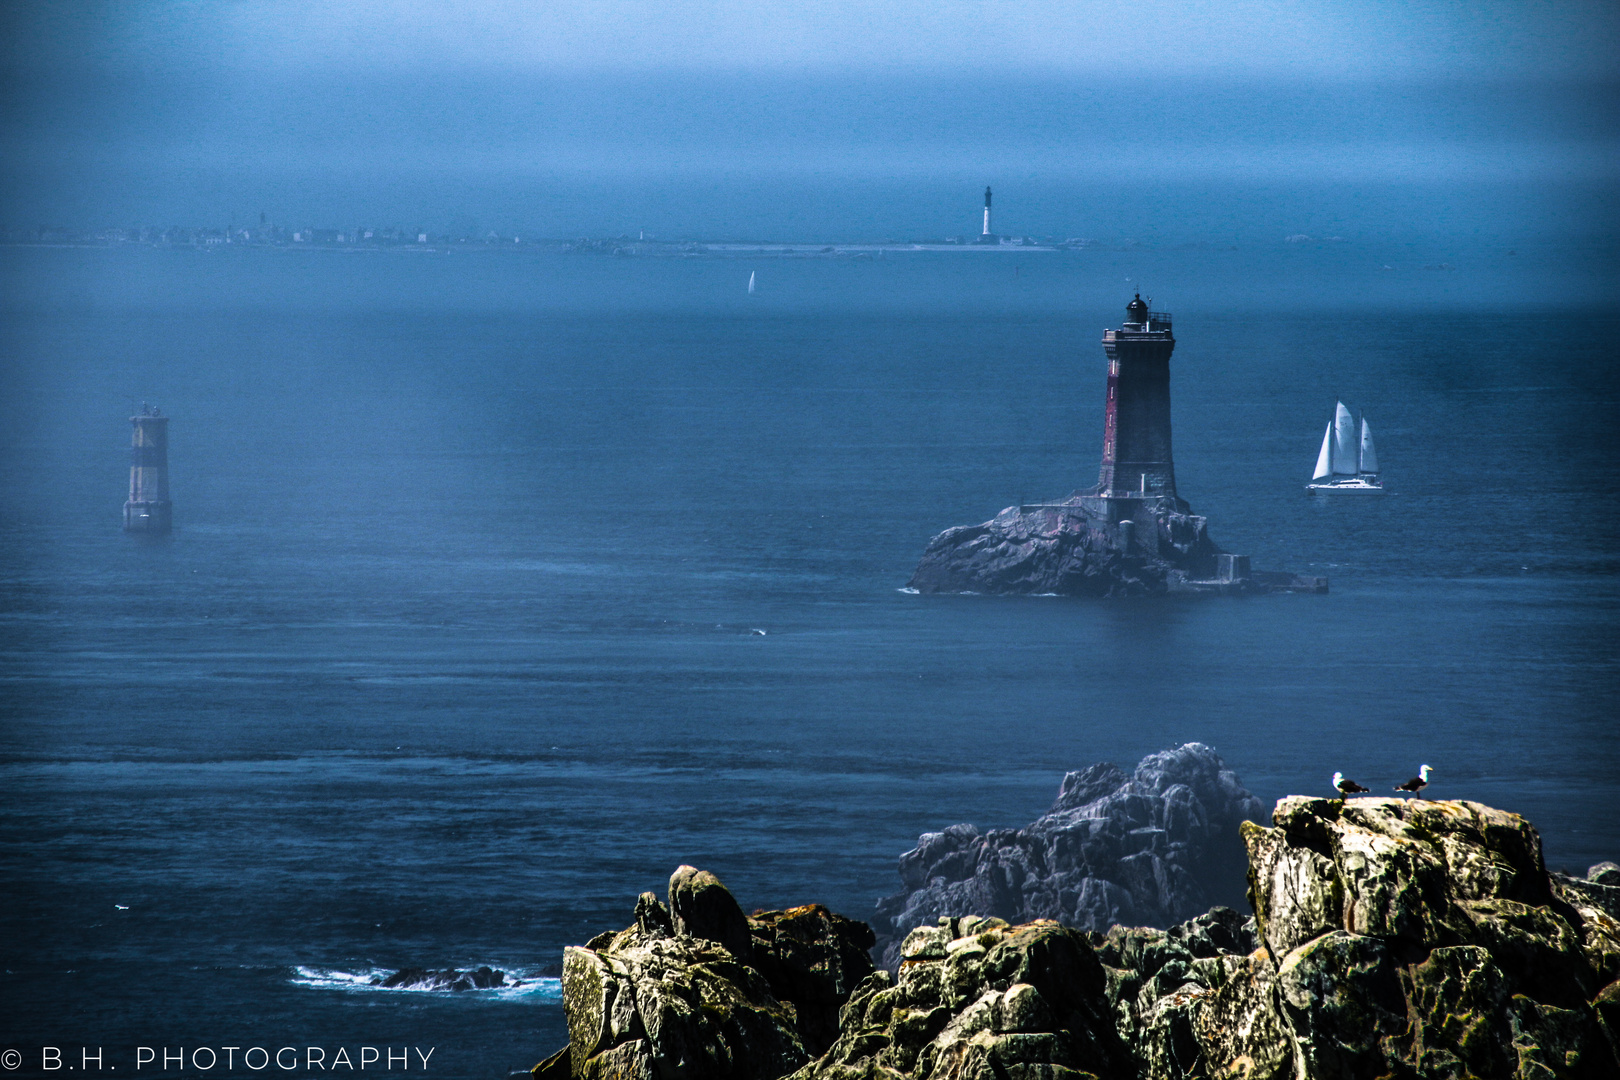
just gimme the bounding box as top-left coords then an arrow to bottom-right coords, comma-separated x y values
747,271 -> 756,294
1305,401 -> 1383,493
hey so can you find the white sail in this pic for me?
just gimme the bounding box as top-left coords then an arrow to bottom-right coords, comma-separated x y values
747,271 -> 756,294
1359,419 -> 1378,473
1312,423 -> 1333,480
1332,401 -> 1357,474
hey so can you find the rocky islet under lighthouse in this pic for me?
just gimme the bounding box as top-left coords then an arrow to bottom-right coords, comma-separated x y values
908,294 -> 1324,596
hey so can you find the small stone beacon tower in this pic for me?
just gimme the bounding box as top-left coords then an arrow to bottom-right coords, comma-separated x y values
1096,293 -> 1178,502
123,404 -> 172,534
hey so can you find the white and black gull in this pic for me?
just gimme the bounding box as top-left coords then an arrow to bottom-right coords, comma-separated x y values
1332,771 -> 1370,798
1395,764 -> 1433,796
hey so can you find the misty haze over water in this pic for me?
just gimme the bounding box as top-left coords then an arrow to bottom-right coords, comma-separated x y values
2,3 -> 1618,1076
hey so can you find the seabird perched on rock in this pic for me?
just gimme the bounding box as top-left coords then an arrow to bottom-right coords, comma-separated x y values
1332,771 -> 1369,798
1395,764 -> 1432,796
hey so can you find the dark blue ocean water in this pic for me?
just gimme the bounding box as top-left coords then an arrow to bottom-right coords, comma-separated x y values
2,243 -> 1617,1076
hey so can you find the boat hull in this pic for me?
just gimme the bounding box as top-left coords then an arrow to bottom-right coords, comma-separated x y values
1305,478 -> 1383,494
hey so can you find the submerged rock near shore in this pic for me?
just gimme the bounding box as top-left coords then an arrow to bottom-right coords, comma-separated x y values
872,743 -> 1264,968
369,965 -> 511,991
539,794 -> 1620,1079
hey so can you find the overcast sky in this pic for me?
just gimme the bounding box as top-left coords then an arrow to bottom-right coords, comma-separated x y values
2,2 -> 1616,237
9,1 -> 1618,76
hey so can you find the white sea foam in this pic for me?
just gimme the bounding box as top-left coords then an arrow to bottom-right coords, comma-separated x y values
291,966 -> 561,1002
895,587 -> 919,594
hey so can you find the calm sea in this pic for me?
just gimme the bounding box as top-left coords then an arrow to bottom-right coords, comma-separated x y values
2,241 -> 1617,1075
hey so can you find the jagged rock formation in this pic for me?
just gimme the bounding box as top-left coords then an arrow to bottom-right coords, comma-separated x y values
872,743 -> 1264,969
540,866 -> 875,1079
540,801 -> 1620,1079
908,500 -> 1221,597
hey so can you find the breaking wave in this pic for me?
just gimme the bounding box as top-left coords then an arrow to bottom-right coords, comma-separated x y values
291,965 -> 561,1002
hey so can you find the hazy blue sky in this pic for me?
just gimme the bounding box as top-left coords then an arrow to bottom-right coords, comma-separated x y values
2,2 -> 1616,240
10,1 -> 1618,75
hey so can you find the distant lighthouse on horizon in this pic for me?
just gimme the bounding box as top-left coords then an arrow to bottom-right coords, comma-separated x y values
975,186 -> 1001,244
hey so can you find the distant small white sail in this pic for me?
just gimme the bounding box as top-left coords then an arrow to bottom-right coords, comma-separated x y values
747,271 -> 756,294
1313,423 -> 1333,480
1332,401 -> 1357,475
1359,419 -> 1378,473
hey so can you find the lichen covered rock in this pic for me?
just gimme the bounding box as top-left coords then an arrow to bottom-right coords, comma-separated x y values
670,864 -> 756,962
1189,949 -> 1291,1080
1227,796 -> 1620,1079
786,916 -> 1131,1080
1244,796 -> 1553,959
561,929 -> 806,1080
1082,799 -> 1620,1079
748,904 -> 878,1056
555,868 -> 875,1079
540,801 -> 1620,1080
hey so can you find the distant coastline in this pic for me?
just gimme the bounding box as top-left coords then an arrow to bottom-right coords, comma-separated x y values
0,228 -> 1074,255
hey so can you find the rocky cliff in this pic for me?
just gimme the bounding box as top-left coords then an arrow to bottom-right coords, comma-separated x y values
540,798 -> 1620,1079
872,743 -> 1264,968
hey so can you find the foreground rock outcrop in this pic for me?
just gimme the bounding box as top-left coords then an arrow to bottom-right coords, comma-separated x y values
539,866 -> 876,1079
791,915 -> 1133,1079
873,743 -> 1264,968
1227,795 -> 1620,1079
541,798 -> 1620,1079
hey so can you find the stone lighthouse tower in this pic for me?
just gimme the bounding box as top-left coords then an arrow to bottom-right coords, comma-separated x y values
123,404 -> 172,534
1096,293 -> 1178,501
